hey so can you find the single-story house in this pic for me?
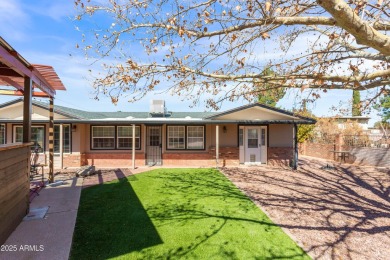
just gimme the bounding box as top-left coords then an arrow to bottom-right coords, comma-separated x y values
0,99 -> 315,168
333,116 -> 371,130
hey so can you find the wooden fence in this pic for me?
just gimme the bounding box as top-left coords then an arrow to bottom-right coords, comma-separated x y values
0,143 -> 31,244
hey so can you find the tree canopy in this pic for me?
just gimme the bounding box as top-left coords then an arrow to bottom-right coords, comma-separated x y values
257,68 -> 285,107
376,92 -> 390,122
74,0 -> 390,109
352,90 -> 361,116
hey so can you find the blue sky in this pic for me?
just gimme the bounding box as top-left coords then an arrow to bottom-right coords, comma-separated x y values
0,0 -> 381,125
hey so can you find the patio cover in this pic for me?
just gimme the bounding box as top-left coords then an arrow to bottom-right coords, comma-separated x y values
0,36 -> 66,183
0,37 -> 66,96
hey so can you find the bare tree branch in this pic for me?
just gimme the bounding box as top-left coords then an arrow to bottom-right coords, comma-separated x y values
74,0 -> 390,110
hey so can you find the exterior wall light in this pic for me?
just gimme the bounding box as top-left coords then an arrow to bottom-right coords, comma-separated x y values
223,126 -> 227,133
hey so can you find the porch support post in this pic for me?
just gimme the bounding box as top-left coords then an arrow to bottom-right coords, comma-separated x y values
132,124 -> 136,169
22,77 -> 32,143
216,125 -> 219,167
292,123 -> 298,170
59,124 -> 63,169
48,97 -> 54,183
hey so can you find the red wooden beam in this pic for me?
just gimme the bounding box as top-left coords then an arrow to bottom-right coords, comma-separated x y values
0,89 -> 49,97
0,44 -> 56,97
0,76 -> 23,90
0,67 -> 23,77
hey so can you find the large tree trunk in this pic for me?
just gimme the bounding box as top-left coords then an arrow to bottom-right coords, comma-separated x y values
318,0 -> 390,55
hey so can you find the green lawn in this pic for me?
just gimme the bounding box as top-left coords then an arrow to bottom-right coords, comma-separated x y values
70,168 -> 309,259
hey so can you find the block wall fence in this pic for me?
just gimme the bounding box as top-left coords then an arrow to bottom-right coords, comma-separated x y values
299,134 -> 390,167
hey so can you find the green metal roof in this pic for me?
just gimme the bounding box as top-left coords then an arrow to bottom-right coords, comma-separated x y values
0,98 -> 217,120
0,98 -> 315,124
53,106 -> 216,119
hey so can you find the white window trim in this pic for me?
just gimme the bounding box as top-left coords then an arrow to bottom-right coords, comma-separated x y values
187,126 -> 205,150
117,126 -> 141,149
13,125 -> 45,151
91,126 -> 115,149
167,125 -> 186,150
54,124 -> 71,154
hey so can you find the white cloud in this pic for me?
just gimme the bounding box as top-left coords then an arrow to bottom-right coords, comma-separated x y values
0,0 -> 29,40
25,1 -> 75,22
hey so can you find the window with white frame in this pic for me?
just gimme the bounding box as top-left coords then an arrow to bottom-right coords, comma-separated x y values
92,126 -> 115,149
54,124 -> 71,153
187,126 -> 204,149
261,128 -> 266,146
167,126 -> 185,149
0,124 -> 5,144
117,126 -> 141,149
14,125 -> 45,151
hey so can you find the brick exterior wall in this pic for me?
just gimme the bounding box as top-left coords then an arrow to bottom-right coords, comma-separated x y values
267,147 -> 293,167
163,147 -> 240,167
83,153 -> 145,168
58,146 -> 306,168
63,154 -> 83,168
299,142 -> 335,161
60,147 -> 241,168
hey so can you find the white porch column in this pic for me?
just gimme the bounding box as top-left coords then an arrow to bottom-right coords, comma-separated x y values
132,124 -> 136,169
216,125 -> 219,166
59,124 -> 63,169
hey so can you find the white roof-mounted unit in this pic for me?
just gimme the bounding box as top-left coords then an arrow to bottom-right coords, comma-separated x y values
149,100 -> 165,117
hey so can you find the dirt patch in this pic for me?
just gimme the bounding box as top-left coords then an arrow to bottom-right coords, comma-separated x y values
222,157 -> 390,260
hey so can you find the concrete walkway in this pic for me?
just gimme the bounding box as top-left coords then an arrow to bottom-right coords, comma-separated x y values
0,176 -> 83,260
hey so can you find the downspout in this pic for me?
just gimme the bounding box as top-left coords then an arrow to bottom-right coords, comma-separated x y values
292,123 -> 298,170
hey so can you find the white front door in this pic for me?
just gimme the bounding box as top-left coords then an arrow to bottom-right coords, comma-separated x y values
245,127 -> 261,164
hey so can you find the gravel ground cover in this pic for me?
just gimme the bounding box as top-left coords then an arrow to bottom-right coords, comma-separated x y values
222,157 -> 390,260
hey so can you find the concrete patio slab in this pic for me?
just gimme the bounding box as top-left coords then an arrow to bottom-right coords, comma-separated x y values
0,176 -> 82,260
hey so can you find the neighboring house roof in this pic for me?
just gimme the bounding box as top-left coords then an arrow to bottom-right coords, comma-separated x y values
0,98 -> 315,124
320,115 -> 371,120
333,116 -> 371,120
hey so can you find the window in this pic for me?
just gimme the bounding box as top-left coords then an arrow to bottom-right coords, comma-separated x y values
0,124 -> 5,144
247,129 -> 258,148
92,126 -> 115,149
167,125 -> 205,150
239,128 -> 243,146
187,126 -> 204,149
54,125 -> 71,153
167,126 -> 185,149
261,128 -> 266,146
148,127 -> 161,146
117,126 -> 140,149
14,125 -> 45,151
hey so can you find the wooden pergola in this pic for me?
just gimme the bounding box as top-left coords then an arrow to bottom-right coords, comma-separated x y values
0,36 -> 66,183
